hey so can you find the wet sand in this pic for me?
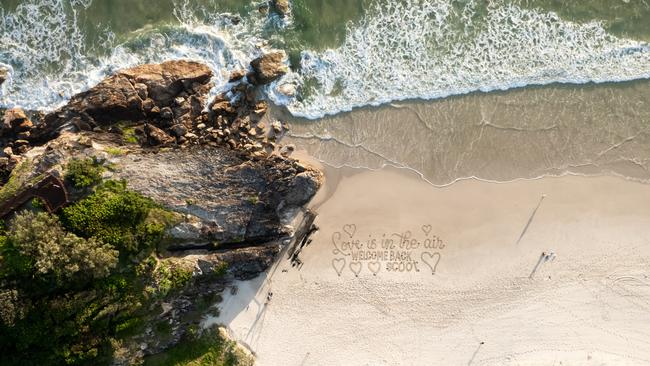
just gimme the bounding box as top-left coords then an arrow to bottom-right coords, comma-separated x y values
277,80 -> 650,186
207,158 -> 650,365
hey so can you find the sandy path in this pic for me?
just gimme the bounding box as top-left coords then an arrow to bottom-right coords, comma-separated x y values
207,165 -> 650,365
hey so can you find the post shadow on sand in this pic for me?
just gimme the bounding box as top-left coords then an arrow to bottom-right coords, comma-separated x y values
467,341 -> 485,365
515,194 -> 546,245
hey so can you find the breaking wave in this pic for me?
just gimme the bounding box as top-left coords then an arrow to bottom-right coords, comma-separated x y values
271,0 -> 650,119
0,0 -> 266,111
1,0 -> 650,118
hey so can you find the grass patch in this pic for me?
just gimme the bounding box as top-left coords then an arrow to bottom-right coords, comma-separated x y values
106,147 -> 127,156
115,121 -> 139,144
146,207 -> 183,228
143,326 -> 253,366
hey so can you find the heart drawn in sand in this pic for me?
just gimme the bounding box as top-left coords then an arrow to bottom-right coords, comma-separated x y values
343,224 -> 357,238
421,224 -> 432,236
368,261 -> 381,276
332,258 -> 346,277
349,261 -> 362,277
421,252 -> 441,275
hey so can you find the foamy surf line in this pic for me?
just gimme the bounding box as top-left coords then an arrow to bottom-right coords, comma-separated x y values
2,0 -> 650,118
0,0 -> 266,111
270,0 -> 650,119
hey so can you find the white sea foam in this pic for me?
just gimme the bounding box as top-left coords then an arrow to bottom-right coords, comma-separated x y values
269,0 -> 650,119
0,0 -> 266,111
2,0 -> 649,117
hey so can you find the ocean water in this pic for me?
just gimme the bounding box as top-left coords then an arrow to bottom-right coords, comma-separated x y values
1,0 -> 649,114
1,0 -> 649,182
281,80 -> 650,185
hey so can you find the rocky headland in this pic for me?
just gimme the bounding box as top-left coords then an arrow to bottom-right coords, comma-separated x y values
0,52 -> 320,365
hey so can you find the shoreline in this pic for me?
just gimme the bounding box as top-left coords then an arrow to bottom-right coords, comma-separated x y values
277,79 -> 650,186
278,75 -> 650,120
1,0 -> 650,362
294,148 -> 650,189
215,158 -> 650,365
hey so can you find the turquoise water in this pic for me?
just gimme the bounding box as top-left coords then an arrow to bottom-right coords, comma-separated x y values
1,0 -> 649,116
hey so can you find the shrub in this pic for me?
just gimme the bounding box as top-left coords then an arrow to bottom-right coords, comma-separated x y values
0,289 -> 25,327
30,197 -> 46,210
3,211 -> 118,284
65,158 -> 104,189
156,260 -> 193,296
60,181 -> 161,253
143,326 -> 253,366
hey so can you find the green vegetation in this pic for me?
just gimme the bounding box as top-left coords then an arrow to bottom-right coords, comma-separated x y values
65,157 -> 105,189
60,180 -> 164,253
122,128 -> 139,144
247,195 -> 259,205
2,211 -> 118,284
118,123 -> 139,144
0,178 -> 197,366
0,211 -> 122,365
155,260 -> 193,296
105,147 -> 127,156
143,326 -> 253,366
0,159 -> 44,202
30,197 -> 46,210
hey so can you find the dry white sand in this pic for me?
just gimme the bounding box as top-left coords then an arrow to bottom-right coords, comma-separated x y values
205,162 -> 650,365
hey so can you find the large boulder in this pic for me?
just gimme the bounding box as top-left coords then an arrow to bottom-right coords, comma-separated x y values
1,108 -> 33,138
31,60 -> 213,144
118,61 -> 212,106
144,124 -> 175,146
248,51 -> 288,85
284,171 -> 320,206
274,0 -> 290,16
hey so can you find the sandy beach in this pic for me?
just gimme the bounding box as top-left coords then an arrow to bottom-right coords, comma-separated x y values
206,158 -> 650,365
2,1 -> 650,365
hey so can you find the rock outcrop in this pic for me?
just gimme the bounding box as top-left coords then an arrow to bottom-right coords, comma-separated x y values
0,108 -> 36,161
113,146 -> 320,248
30,60 -> 212,143
273,0 -> 290,16
4,51 -> 295,162
248,51 -> 288,85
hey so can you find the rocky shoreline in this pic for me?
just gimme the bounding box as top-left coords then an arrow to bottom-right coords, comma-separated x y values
0,52 -> 321,365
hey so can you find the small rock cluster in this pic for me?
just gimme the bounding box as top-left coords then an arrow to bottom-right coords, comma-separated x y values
1,108 -> 34,154
134,51 -> 292,159
0,108 -> 40,180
